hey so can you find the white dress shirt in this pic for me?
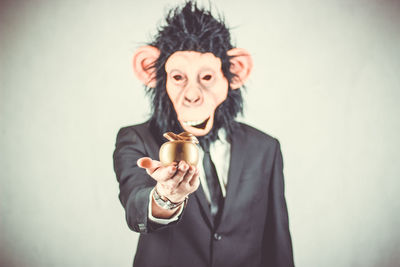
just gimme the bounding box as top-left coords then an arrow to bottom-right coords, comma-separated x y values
148,129 -> 231,224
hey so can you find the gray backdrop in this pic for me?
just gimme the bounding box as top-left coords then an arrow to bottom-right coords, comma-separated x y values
1,0 -> 399,266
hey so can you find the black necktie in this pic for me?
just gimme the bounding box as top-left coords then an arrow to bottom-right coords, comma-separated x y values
202,142 -> 224,224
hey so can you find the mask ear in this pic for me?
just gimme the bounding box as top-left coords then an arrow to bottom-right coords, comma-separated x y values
132,46 -> 160,88
227,48 -> 253,90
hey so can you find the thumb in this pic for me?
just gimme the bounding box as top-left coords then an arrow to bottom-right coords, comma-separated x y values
137,157 -> 161,175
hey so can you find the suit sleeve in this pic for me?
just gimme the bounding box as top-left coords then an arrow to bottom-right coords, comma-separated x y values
262,139 -> 295,267
113,127 -> 180,234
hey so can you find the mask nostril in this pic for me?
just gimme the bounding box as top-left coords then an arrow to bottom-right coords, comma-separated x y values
184,94 -> 201,104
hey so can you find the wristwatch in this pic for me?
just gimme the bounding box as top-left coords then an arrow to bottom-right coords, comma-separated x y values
153,189 -> 188,210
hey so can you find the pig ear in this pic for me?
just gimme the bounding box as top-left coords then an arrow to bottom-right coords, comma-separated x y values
227,48 -> 253,90
132,46 -> 160,88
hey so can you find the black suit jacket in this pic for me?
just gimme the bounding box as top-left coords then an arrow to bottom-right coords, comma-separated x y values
113,122 -> 294,267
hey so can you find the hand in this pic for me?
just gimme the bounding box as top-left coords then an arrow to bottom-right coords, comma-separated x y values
137,157 -> 200,203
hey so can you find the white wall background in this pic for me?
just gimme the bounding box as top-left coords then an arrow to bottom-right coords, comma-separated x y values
1,0 -> 399,266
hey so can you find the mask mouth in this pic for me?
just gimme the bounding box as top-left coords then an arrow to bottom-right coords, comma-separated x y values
183,117 -> 210,129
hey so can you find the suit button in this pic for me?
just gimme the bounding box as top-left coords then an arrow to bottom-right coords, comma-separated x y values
213,233 -> 222,241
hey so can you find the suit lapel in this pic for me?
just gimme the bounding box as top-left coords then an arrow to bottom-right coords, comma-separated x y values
194,185 -> 213,228
141,123 -> 162,160
219,125 -> 246,225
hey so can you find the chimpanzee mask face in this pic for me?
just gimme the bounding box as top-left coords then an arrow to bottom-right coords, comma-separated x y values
165,51 -> 230,136
133,46 -> 252,137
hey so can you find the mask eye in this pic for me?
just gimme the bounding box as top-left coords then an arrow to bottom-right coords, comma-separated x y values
173,74 -> 184,81
199,72 -> 215,86
202,74 -> 212,81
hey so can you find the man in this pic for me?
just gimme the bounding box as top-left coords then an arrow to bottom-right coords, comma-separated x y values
113,2 -> 294,266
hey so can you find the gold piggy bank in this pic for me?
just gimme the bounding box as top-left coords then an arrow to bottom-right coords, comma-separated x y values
159,132 -> 199,166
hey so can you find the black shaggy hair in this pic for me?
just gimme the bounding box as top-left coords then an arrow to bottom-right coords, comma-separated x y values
146,1 -> 244,145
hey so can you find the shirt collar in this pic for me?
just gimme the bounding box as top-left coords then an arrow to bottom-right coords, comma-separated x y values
216,128 -> 228,144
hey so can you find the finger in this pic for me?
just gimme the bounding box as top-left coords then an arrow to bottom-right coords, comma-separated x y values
152,164 -> 177,182
166,160 -> 189,185
177,167 -> 199,193
176,161 -> 190,182
180,165 -> 196,185
189,169 -> 200,187
137,157 -> 161,175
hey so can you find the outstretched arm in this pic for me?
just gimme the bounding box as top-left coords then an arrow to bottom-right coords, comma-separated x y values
113,127 -> 199,233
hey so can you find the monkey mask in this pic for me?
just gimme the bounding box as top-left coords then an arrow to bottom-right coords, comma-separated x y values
131,2 -> 253,138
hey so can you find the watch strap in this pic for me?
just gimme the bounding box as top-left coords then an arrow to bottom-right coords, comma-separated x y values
153,188 -> 188,210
